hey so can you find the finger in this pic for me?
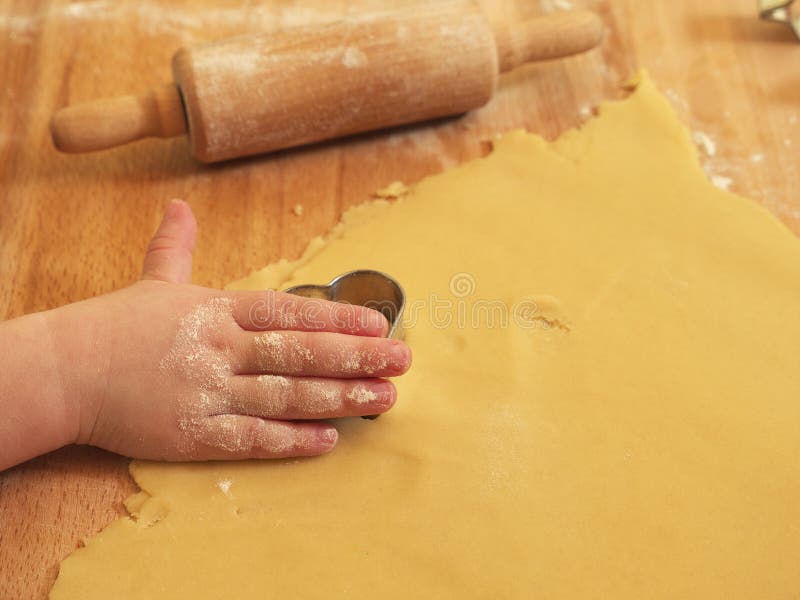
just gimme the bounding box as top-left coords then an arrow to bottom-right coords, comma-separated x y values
187,414 -> 337,460
141,199 -> 197,284
228,375 -> 396,419
232,330 -> 412,378
230,290 -> 389,337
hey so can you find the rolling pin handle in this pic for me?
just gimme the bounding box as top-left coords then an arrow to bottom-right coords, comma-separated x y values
50,83 -> 187,154
493,10 -> 605,73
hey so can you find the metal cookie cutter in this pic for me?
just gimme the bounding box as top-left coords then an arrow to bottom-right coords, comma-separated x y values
284,270 -> 406,420
283,270 -> 405,339
759,0 -> 800,40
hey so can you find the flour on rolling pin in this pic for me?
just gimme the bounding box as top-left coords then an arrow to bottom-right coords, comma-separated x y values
49,0 -> 604,163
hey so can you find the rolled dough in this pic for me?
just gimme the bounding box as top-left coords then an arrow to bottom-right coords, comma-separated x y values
51,74 -> 800,599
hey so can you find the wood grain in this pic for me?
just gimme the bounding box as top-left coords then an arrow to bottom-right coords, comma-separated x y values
1,0 -> 798,597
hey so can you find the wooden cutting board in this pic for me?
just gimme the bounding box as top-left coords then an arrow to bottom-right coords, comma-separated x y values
1,0 -> 798,597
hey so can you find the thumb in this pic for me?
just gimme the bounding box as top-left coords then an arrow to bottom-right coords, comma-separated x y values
141,199 -> 197,283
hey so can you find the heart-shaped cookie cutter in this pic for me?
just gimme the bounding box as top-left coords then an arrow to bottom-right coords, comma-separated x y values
283,269 -> 405,339
284,270 -> 405,420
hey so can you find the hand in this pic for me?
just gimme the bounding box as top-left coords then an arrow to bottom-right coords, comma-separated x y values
6,200 -> 410,466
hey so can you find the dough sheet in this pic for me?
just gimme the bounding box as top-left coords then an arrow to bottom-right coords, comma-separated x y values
52,74 -> 800,599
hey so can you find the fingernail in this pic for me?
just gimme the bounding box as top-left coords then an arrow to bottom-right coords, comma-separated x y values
346,380 -> 395,408
363,308 -> 389,335
166,198 -> 185,214
371,380 -> 397,409
389,341 -> 412,372
320,427 -> 338,448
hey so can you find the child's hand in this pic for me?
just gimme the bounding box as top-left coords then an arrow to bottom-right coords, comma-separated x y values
0,201 -> 411,469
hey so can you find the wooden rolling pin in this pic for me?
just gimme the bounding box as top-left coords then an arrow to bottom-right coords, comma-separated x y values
50,2 -> 604,163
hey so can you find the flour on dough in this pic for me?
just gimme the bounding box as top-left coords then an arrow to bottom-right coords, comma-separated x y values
51,74 -> 800,600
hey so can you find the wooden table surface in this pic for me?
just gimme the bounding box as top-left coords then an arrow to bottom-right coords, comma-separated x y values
1,0 -> 798,596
